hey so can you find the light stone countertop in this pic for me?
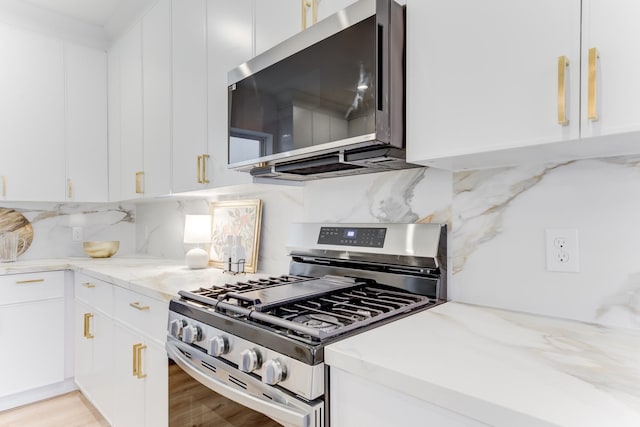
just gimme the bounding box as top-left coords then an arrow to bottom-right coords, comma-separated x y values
325,301 -> 640,427
0,256 -> 269,302
3,258 -> 639,426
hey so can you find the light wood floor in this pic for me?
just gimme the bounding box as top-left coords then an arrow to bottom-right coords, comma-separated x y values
0,391 -> 109,427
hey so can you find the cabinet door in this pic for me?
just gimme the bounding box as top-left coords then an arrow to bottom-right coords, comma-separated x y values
406,0 -> 581,164
65,43 -> 108,202
119,23 -> 144,200
172,0 -> 209,193
207,0 -> 253,188
255,0 -> 301,55
581,0 -> 640,138
143,0 -> 172,198
0,24 -> 65,201
113,324 -> 146,427
142,340 -> 168,427
0,299 -> 64,397
108,41 -> 123,202
74,300 -> 115,424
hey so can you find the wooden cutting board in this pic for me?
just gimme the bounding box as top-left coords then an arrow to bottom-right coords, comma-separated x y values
0,208 -> 34,255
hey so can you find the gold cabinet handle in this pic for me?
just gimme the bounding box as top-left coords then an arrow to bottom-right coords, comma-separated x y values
201,154 -> 210,184
133,343 -> 147,379
132,343 -> 140,376
83,313 -> 94,339
197,155 -> 203,183
68,178 -> 73,199
301,0 -> 318,30
135,171 -> 144,194
129,301 -> 150,311
16,279 -> 45,284
557,56 -> 569,126
83,282 -> 96,288
1,176 -> 6,198
588,47 -> 599,121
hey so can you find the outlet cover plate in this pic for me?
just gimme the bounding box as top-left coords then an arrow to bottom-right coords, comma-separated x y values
545,228 -> 579,272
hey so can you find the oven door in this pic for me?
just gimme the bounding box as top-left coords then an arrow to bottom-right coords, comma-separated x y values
166,337 -> 324,427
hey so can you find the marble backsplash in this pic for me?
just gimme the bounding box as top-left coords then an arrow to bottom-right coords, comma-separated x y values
452,156 -> 640,330
0,202 -> 135,260
5,157 -> 638,332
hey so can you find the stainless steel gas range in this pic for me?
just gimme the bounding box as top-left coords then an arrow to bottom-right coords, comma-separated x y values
166,223 -> 447,427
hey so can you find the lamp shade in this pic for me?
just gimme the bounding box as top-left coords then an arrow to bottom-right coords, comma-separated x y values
184,215 -> 211,244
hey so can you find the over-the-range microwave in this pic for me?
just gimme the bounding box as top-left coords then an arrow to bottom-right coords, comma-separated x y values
227,0 -> 418,181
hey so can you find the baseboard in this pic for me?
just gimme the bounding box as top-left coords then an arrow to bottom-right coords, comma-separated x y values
0,378 -> 78,412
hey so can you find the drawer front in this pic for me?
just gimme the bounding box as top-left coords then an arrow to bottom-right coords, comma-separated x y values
74,272 -> 113,316
0,271 -> 64,305
114,287 -> 167,343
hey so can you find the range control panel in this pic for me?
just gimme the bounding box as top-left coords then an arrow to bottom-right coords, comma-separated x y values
317,227 -> 387,248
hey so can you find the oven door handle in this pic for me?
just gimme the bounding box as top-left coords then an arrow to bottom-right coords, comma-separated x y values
166,339 -> 318,427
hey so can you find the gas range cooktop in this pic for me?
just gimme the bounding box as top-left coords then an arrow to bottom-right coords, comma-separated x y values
177,274 -> 436,343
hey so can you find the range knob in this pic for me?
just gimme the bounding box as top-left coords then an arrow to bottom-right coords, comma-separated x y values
262,359 -> 287,385
239,348 -> 262,373
181,324 -> 202,344
169,319 -> 186,339
208,336 -> 229,357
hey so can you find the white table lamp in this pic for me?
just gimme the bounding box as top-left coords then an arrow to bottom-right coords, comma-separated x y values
184,214 -> 211,269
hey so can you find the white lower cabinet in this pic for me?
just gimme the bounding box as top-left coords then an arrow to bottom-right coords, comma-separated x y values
113,324 -> 167,427
75,299 -> 115,424
0,272 -> 65,398
74,273 -> 168,427
330,368 -> 485,427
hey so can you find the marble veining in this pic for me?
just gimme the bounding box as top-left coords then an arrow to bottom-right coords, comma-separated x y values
451,156 -> 640,330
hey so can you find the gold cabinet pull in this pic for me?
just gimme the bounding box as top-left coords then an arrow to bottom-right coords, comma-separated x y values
135,171 -> 144,194
197,155 -> 203,183
129,301 -> 150,311
68,178 -> 73,199
83,282 -> 96,288
1,176 -> 6,198
557,56 -> 569,126
301,0 -> 318,30
133,343 -> 147,379
201,154 -> 210,184
588,47 -> 599,121
132,343 -> 140,376
83,313 -> 94,339
16,279 -> 45,284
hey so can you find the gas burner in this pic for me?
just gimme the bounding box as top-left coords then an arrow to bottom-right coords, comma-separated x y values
292,314 -> 344,332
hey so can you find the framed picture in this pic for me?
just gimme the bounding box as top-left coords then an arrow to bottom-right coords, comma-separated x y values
209,199 -> 263,273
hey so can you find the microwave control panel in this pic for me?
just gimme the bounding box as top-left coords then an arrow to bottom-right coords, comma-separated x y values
317,227 -> 386,248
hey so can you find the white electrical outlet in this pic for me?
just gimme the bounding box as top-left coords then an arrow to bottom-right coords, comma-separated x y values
545,228 -> 579,272
72,227 -> 83,241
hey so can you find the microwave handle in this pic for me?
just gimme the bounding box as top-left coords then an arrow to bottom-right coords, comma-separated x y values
166,339 -> 315,427
377,23 -> 384,112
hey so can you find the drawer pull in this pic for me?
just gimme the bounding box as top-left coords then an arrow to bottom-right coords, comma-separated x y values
83,282 -> 96,288
129,301 -> 150,311
16,279 -> 45,284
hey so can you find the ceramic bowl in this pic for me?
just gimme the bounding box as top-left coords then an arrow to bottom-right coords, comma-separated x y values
83,241 -> 119,258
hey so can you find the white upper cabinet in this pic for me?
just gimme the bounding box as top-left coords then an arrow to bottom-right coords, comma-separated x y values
581,0 -> 640,139
65,43 -> 108,202
118,23 -> 144,200
207,0 -> 253,188
255,0 -> 301,55
171,0 -> 209,193
406,0 -> 581,166
108,41 -> 122,202
0,24 -> 66,201
142,0 -> 172,197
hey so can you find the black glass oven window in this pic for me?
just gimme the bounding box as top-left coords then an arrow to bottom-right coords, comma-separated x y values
229,16 -> 376,164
